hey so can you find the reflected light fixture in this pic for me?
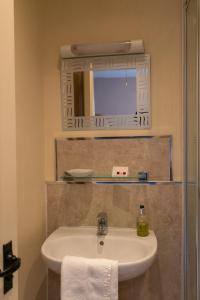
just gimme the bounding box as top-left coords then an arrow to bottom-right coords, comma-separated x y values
60,40 -> 144,58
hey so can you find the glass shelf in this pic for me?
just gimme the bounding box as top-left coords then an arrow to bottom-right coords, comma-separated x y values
48,179 -> 180,185
61,175 -> 148,184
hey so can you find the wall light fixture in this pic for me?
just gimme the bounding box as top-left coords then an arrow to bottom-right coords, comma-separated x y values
60,40 -> 144,58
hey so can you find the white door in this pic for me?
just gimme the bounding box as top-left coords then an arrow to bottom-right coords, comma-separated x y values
0,0 -> 19,299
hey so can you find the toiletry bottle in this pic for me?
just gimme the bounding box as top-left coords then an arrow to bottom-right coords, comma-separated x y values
137,204 -> 149,237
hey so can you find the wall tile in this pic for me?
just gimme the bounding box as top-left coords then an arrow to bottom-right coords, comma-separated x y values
56,136 -> 172,181
46,182 -> 183,300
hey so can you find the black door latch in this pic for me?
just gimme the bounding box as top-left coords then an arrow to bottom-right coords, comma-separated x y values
0,241 -> 21,294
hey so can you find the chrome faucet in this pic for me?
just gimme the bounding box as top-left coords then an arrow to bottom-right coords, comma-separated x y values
97,212 -> 108,235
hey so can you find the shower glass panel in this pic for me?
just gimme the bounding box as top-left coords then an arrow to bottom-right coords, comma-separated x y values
185,0 -> 199,299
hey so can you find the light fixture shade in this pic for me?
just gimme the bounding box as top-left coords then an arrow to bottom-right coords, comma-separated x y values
60,40 -> 144,58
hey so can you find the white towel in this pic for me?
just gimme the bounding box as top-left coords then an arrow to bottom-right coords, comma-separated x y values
61,256 -> 118,300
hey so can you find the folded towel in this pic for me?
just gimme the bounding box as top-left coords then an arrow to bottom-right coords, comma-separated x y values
61,256 -> 118,300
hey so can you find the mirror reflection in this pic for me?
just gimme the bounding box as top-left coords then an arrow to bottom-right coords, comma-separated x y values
73,68 -> 137,117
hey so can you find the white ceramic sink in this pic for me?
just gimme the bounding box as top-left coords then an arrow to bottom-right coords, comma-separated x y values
41,226 -> 157,281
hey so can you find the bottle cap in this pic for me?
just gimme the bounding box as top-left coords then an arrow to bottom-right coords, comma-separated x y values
140,204 -> 144,209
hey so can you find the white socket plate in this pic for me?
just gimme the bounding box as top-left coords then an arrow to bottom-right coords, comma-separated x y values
112,166 -> 129,177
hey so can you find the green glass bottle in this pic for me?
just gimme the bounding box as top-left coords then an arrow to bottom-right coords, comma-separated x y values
137,204 -> 149,237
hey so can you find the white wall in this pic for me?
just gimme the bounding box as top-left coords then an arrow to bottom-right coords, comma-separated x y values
43,0 -> 183,181
0,0 -> 18,299
15,0 -> 46,299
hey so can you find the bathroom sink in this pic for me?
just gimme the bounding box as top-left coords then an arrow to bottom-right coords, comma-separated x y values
41,226 -> 157,281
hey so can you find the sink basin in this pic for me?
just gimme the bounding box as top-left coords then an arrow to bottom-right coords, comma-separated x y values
41,226 -> 157,281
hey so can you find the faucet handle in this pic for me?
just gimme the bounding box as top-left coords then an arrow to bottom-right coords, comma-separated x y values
97,212 -> 108,235
97,212 -> 108,226
97,212 -> 108,220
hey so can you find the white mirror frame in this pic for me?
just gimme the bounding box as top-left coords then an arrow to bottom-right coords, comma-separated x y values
61,54 -> 150,130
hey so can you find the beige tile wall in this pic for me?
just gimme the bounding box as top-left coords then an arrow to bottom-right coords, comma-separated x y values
56,136 -> 172,181
46,182 -> 183,300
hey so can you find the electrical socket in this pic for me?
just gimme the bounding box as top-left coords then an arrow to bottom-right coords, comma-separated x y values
112,166 -> 129,177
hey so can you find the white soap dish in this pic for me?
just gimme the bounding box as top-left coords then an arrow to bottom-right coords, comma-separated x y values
65,169 -> 94,177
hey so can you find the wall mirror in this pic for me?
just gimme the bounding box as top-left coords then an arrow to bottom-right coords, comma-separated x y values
60,54 -> 150,130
